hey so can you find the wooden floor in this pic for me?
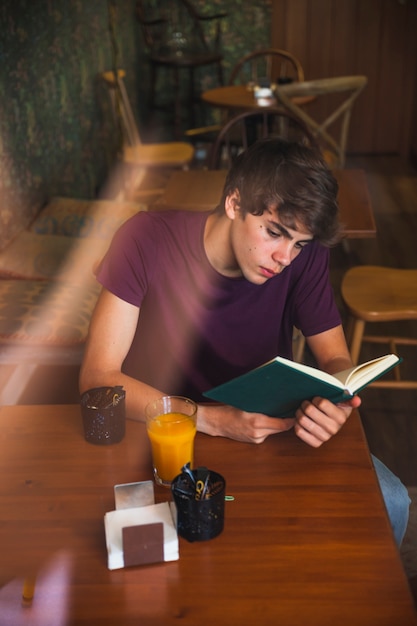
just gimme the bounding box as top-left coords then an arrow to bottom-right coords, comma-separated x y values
1,154 -> 416,488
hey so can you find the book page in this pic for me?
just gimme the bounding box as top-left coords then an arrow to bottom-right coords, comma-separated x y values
332,354 -> 399,392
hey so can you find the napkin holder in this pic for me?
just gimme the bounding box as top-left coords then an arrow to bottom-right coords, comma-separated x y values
253,77 -> 276,106
104,480 -> 179,570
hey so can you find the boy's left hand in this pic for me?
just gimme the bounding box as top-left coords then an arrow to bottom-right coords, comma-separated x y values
294,394 -> 362,448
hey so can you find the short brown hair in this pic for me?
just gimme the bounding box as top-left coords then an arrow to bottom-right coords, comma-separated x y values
218,138 -> 342,247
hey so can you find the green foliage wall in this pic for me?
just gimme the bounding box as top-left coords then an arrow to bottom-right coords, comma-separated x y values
0,0 -> 270,250
0,0 -> 141,249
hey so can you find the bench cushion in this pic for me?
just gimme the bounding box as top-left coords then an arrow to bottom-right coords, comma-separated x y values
0,232 -> 110,282
29,197 -> 145,238
0,279 -> 101,346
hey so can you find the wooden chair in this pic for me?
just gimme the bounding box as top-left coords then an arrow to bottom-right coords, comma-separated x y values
274,75 -> 368,168
185,48 -> 305,162
229,47 -> 304,87
136,0 -> 227,136
101,70 -> 194,199
341,265 -> 417,388
207,108 -> 318,170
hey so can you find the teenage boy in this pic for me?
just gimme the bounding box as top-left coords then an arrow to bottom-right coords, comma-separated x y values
80,138 -> 409,544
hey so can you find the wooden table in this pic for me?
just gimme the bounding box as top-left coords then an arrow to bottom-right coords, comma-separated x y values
202,84 -> 314,110
0,404 -> 415,625
152,168 -> 377,238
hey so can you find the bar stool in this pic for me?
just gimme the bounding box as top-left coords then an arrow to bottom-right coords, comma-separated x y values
341,265 -> 417,388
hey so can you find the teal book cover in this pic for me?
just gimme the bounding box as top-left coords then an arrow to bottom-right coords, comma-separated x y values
203,354 -> 400,418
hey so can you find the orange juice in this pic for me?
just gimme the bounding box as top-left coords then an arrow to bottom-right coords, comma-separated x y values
146,412 -> 197,484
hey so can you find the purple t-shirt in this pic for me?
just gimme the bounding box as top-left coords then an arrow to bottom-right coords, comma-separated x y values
97,210 -> 341,401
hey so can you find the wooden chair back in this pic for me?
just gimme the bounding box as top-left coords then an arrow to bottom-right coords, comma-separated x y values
229,47 -> 304,86
207,108 -> 318,170
274,75 -> 368,168
101,70 -> 141,148
100,69 -> 194,199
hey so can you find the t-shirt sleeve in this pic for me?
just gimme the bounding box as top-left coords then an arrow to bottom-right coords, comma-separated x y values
96,212 -> 155,307
290,243 -> 341,337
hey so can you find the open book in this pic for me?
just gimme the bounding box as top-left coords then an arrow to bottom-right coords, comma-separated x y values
203,354 -> 401,418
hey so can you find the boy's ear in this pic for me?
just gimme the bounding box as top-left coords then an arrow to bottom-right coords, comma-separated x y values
224,189 -> 241,220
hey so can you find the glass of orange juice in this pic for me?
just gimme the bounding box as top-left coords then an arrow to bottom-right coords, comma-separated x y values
145,396 -> 197,487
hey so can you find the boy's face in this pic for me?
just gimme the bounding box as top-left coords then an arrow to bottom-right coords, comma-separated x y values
226,192 -> 313,285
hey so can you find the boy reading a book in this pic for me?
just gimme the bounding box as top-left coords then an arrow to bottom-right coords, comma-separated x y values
80,138 -> 409,545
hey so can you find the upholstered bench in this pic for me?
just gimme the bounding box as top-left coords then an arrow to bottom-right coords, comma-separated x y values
0,277 -> 103,403
0,197 -> 146,282
28,196 -> 145,238
0,278 -> 101,348
0,197 -> 146,404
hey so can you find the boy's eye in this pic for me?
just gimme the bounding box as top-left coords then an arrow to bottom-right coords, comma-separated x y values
267,228 -> 281,238
295,241 -> 310,249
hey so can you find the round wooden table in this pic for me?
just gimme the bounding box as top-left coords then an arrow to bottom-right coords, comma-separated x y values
201,84 -> 314,110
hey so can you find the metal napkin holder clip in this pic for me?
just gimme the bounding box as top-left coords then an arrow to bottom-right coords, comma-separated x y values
104,480 -> 178,570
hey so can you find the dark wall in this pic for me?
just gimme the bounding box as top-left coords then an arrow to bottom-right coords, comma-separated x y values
271,0 -> 417,159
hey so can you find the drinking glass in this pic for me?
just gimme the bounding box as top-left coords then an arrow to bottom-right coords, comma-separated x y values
145,396 -> 197,487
